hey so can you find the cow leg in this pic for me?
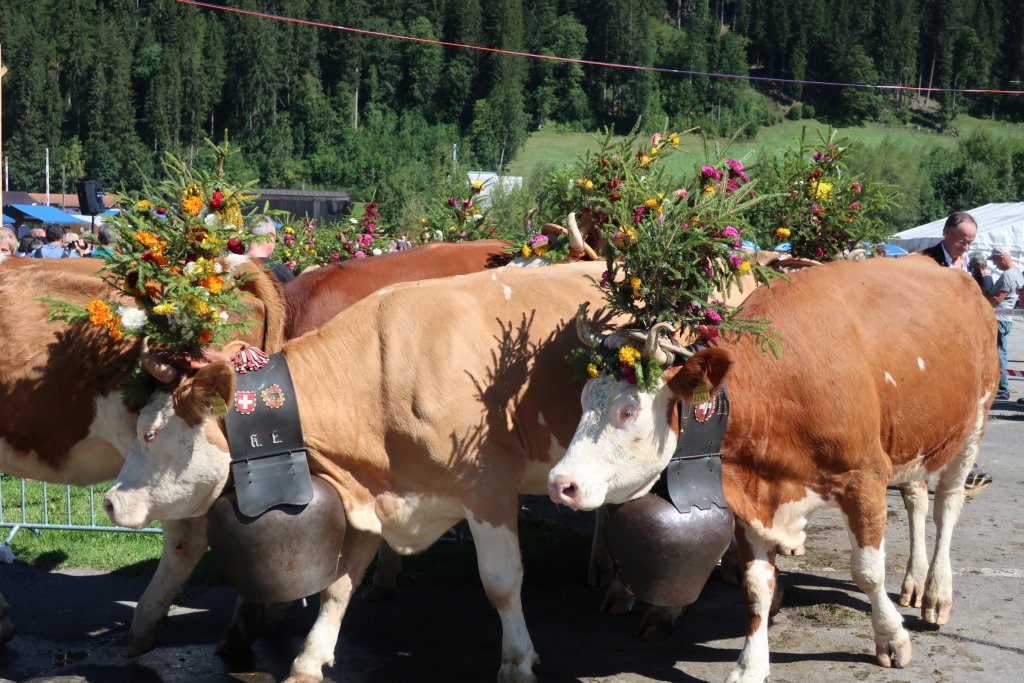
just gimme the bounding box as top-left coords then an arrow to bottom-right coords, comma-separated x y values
285,527 -> 379,683
125,516 -> 207,656
841,488 -> 911,669
362,543 -> 401,601
0,591 -> 12,644
898,480 -> 929,608
922,440 -> 976,625
465,514 -> 539,683
726,524 -> 777,683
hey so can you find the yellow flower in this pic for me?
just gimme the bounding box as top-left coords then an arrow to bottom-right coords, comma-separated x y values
182,195 -> 203,216
611,226 -> 637,248
775,227 -> 791,239
668,132 -> 680,148
471,179 -> 485,193
534,243 -> 549,257
587,363 -> 600,378
152,303 -> 175,315
630,276 -> 642,298
183,182 -> 201,199
689,215 -> 701,226
645,197 -> 659,209
284,227 -> 295,235
522,245 -> 533,258
703,184 -> 716,196
584,179 -> 594,191
812,181 -> 833,199
739,261 -> 752,273
135,199 -> 154,211
639,154 -> 652,166
618,345 -> 642,366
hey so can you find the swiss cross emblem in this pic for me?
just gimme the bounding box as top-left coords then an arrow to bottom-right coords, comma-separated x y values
693,395 -> 717,423
261,384 -> 286,409
234,390 -> 257,415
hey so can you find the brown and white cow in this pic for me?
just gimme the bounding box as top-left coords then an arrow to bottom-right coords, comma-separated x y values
103,262 -> 629,683
0,240 -> 511,649
547,254 -> 997,682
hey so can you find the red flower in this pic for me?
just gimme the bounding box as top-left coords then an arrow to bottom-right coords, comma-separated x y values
609,193 -> 621,202
210,190 -> 225,211
227,239 -> 245,254
156,207 -> 167,215
608,178 -> 621,190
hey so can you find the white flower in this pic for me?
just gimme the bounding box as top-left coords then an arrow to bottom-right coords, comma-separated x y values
117,305 -> 147,331
204,213 -> 222,228
372,248 -> 382,256
214,263 -> 223,274
184,261 -> 198,278
349,217 -> 358,224
219,310 -> 229,323
432,230 -> 443,241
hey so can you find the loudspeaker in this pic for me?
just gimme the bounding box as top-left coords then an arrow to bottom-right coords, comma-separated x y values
77,179 -> 104,215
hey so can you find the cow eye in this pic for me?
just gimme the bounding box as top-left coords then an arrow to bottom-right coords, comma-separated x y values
143,429 -> 159,443
619,405 -> 640,423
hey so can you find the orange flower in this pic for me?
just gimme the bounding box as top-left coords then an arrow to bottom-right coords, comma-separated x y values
86,299 -> 113,327
182,195 -> 203,216
197,329 -> 213,344
199,275 -> 224,295
144,280 -> 160,297
134,232 -> 160,249
107,318 -> 124,340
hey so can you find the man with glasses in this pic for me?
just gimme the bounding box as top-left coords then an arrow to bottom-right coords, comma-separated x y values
920,211 -> 977,270
919,210 -> 993,493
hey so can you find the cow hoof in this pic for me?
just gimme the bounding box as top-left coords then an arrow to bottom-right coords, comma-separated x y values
497,657 -> 539,683
875,630 -> 912,668
636,605 -> 684,639
360,584 -> 397,602
922,601 -> 951,626
777,543 -> 805,556
122,631 -> 158,658
600,590 -> 635,616
898,576 -> 924,608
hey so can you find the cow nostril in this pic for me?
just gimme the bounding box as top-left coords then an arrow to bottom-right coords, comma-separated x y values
559,482 -> 578,501
102,499 -> 114,515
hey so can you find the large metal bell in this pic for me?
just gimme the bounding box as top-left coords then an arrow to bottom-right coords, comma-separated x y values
603,491 -> 734,606
206,475 -> 346,603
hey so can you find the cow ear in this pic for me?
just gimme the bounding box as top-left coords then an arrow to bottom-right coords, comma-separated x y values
665,347 -> 731,402
173,361 -> 236,427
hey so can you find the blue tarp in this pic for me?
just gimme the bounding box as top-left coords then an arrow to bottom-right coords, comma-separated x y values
2,213 -> 11,225
880,242 -> 909,257
774,242 -> 791,252
6,204 -> 88,225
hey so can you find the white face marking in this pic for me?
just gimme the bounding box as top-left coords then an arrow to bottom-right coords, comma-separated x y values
104,392 -> 231,529
884,371 -> 897,387
547,375 -> 673,510
917,357 -> 926,371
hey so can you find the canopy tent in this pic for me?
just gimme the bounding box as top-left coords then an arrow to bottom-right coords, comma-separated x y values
888,203 -> 1024,263
2,213 -> 11,225
6,203 -> 89,225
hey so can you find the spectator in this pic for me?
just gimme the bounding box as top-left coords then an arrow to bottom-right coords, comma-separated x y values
919,211 -> 976,270
63,231 -> 92,257
17,234 -> 42,257
247,218 -> 294,282
985,246 -> 1023,401
969,252 -> 993,293
0,228 -> 17,257
91,224 -> 115,259
33,224 -> 79,258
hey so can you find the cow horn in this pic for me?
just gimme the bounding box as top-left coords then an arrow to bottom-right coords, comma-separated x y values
140,336 -> 179,384
575,302 -> 605,349
567,212 -> 585,251
643,322 -> 676,366
523,207 -> 538,235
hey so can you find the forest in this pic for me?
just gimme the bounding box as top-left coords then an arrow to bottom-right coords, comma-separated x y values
1,0 -> 1023,222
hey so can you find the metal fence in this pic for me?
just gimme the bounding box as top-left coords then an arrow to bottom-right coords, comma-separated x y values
0,478 -> 160,554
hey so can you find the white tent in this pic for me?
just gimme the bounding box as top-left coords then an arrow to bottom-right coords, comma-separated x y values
889,202 -> 1024,263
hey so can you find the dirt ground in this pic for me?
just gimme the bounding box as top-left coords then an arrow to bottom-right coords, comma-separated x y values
3,360 -> 1024,682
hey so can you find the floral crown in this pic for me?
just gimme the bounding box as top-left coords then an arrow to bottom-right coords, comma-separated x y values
47,138 -> 262,358
565,125 -> 779,391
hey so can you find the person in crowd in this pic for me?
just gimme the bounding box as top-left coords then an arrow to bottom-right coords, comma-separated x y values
969,252 -> 993,293
33,224 -> 79,258
63,230 -> 92,257
91,224 -> 115,259
985,247 -> 1023,401
0,228 -> 17,257
247,218 -> 295,282
919,211 -> 977,270
920,211 -> 992,491
16,234 -> 42,256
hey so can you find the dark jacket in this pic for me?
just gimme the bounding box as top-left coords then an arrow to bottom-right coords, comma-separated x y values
920,241 -> 949,267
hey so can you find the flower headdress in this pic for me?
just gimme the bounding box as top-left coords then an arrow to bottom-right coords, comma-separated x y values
566,125 -> 780,391
46,138 -> 261,357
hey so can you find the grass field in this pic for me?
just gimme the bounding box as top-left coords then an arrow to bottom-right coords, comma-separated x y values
508,115 -> 1024,183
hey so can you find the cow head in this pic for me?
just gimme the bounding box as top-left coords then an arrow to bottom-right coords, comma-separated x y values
547,311 -> 732,511
103,361 -> 235,529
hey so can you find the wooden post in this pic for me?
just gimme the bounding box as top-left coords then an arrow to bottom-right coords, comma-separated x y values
1,44 -> 7,214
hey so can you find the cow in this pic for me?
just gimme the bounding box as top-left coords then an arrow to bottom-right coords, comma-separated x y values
0,254 -> 286,650
0,239 -> 512,650
102,261 -> 641,683
546,254 -> 997,682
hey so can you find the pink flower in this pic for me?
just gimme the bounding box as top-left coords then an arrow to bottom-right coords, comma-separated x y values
358,234 -> 373,248
701,165 -> 721,181
695,324 -> 719,342
528,234 -> 549,248
722,226 -> 739,239
634,206 -> 647,224
850,201 -> 861,211
330,252 -> 341,262
650,133 -> 663,144
728,254 -> 743,269
618,365 -> 638,385
705,308 -> 723,323
814,247 -> 825,258
354,250 -> 366,259
726,158 -> 744,174
852,182 -> 863,195
811,203 -> 823,216
366,223 -> 376,233
674,188 -> 688,200
600,271 -> 610,289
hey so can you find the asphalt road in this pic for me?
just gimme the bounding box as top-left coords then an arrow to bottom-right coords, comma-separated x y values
2,330 -> 1024,683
